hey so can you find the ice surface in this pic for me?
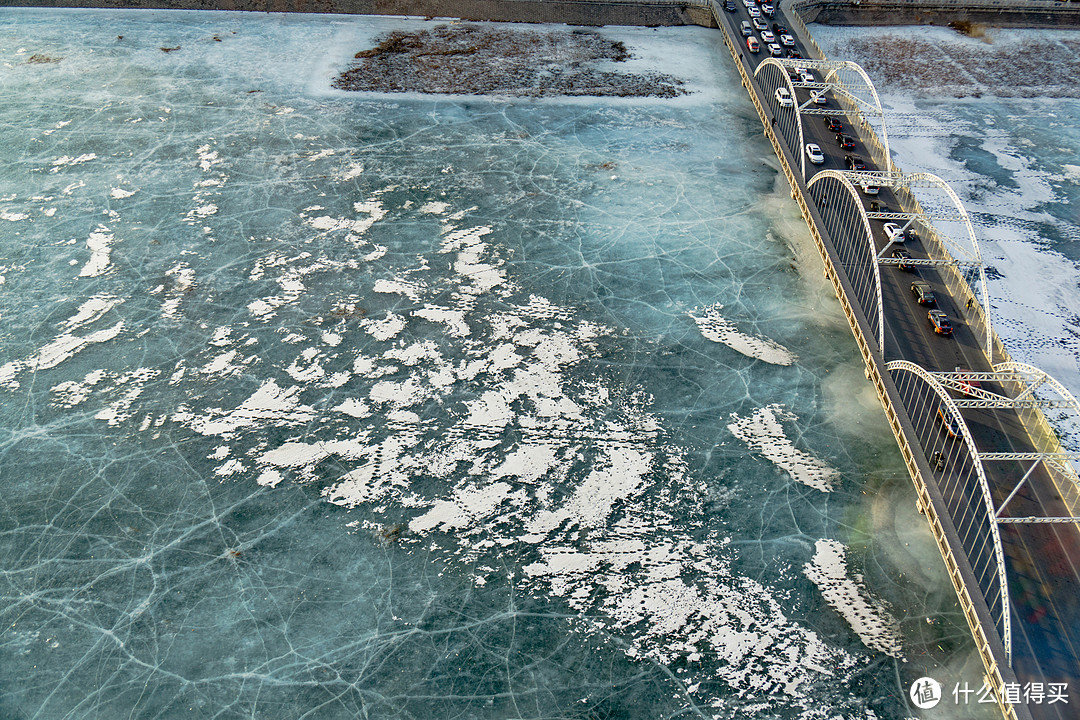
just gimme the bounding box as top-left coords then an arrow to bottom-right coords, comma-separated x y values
0,10 -> 988,719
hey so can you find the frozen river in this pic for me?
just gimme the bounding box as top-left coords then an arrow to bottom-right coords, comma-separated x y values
0,10 -> 999,719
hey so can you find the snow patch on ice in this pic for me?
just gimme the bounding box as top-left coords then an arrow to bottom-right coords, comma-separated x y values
690,304 -> 796,366
804,539 -> 904,659
727,404 -> 838,492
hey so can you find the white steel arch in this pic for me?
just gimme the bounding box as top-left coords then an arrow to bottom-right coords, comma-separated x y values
754,59 -> 809,178
807,169 -> 886,354
754,58 -> 893,171
888,359 -> 1013,665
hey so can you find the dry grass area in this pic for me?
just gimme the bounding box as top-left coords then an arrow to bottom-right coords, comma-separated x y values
334,24 -> 687,98
839,34 -> 1080,97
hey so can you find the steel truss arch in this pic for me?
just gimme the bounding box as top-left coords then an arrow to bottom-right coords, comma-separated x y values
807,169 -> 886,353
835,170 -> 995,361
888,359 -> 1012,664
754,58 -> 809,178
754,58 -> 892,171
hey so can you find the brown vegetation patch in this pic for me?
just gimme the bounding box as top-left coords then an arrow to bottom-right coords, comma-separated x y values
835,35 -> 1080,98
335,24 -> 684,98
948,20 -> 988,39
27,54 -> 62,64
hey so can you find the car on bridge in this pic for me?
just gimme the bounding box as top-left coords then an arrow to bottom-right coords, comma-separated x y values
823,116 -> 842,132
786,48 -> 803,59
772,22 -> 787,34
760,30 -> 775,43
724,0 -> 736,11
860,184 -> 879,196
746,36 -> 760,53
762,2 -> 775,16
748,6 -> 761,18
954,367 -> 984,396
911,280 -> 935,304
927,309 -> 953,335
811,92 -> 827,106
805,143 -> 825,165
836,134 -> 855,150
780,34 -> 795,47
775,87 -> 794,107
937,407 -> 962,437
884,222 -> 907,243
753,17 -> 769,31
740,21 -> 753,36
768,43 -> 783,57
892,248 -> 913,271
845,155 -> 868,171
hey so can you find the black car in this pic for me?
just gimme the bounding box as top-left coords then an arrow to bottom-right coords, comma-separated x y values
892,248 -> 913,271
868,200 -> 889,213
786,48 -> 802,59
836,134 -> 855,150
724,0 -> 736,11
845,155 -> 867,171
772,23 -> 787,34
911,281 -> 936,305
823,116 -> 842,132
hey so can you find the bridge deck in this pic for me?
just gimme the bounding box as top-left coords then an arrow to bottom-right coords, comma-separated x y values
709,1 -> 1080,717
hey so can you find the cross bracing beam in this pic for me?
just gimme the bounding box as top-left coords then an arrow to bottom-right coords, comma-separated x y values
997,517 -> 1080,524
877,257 -> 982,269
980,452 -> 1080,462
932,372 -> 1077,409
866,212 -> 965,223
810,169 -> 994,359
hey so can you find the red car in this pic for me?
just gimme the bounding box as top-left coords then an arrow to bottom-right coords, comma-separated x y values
954,367 -> 983,396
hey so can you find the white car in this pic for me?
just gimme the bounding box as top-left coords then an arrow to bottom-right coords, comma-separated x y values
811,92 -> 827,105
748,6 -> 761,17
752,17 -> 768,30
768,43 -> 783,56
799,69 -> 815,83
775,87 -> 793,107
760,30 -> 775,43
761,2 -> 775,15
805,143 -> 825,165
742,0 -> 755,7
883,223 -> 906,242
861,184 -> 880,196
780,34 -> 795,47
